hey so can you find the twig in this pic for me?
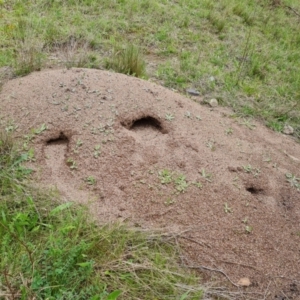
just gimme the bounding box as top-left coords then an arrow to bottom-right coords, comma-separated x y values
180,235 -> 212,248
286,6 -> 300,18
219,259 -> 258,270
183,264 -> 239,287
263,281 -> 271,300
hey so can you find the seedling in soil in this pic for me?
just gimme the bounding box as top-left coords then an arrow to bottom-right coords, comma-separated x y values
76,139 -> 83,147
165,113 -> 175,121
245,225 -> 253,234
285,173 -> 300,190
200,169 -> 212,182
239,118 -> 256,130
5,122 -> 18,133
243,164 -> 261,177
94,144 -> 101,158
225,127 -> 233,135
164,197 -> 175,206
174,174 -> 189,193
193,182 -> 203,189
74,138 -> 83,153
66,158 -> 77,169
224,203 -> 232,213
263,156 -> 272,163
85,176 -> 96,185
185,111 -> 192,119
196,116 -> 202,121
33,123 -> 47,135
242,217 -> 248,224
158,169 -> 173,184
206,139 -> 216,151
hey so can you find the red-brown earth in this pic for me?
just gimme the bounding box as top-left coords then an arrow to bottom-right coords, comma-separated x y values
0,68 -> 299,299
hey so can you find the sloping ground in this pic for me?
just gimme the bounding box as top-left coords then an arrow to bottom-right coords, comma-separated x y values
1,68 -> 299,299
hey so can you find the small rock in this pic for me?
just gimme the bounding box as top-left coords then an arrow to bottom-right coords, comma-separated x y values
283,124 -> 294,135
186,88 -> 200,96
237,277 -> 251,287
209,98 -> 218,107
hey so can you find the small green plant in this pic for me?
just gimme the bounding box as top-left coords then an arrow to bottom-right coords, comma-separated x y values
105,44 -> 145,77
224,203 -> 232,213
66,158 -> 77,169
206,139 -> 216,151
185,111 -> 192,119
174,174 -> 189,194
33,123 -> 47,135
73,138 -> 83,153
243,164 -> 261,177
165,113 -> 175,121
94,144 -> 101,158
200,169 -> 212,182
158,169 -> 173,184
239,118 -> 256,130
85,176 -> 96,185
193,182 -> 203,189
245,225 -> 253,234
225,127 -> 233,135
164,197 -> 175,206
285,173 -> 300,190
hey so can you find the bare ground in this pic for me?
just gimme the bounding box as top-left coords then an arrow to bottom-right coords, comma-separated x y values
0,68 -> 300,299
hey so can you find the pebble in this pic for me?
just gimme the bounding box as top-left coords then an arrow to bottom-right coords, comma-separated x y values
237,277 -> 251,287
186,88 -> 200,96
283,124 -> 294,135
209,98 -> 218,107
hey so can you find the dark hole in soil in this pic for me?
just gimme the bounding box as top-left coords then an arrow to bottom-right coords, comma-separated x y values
246,186 -> 264,195
46,132 -> 69,145
122,116 -> 165,133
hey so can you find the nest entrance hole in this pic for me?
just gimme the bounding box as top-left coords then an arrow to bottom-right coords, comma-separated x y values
246,186 -> 264,195
46,132 -> 69,145
121,116 -> 166,133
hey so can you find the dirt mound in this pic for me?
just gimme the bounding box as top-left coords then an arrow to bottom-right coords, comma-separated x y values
1,68 -> 300,299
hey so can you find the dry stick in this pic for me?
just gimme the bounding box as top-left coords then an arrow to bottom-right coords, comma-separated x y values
184,264 -> 239,288
263,281 -> 271,300
180,235 -> 212,249
219,259 -> 258,270
286,6 -> 300,18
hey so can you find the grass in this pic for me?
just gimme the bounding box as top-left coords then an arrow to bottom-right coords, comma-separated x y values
0,130 -> 204,299
0,0 -> 300,134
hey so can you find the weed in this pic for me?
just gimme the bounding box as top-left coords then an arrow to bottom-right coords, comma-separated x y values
243,164 -> 261,177
85,176 -> 96,185
200,169 -> 212,182
174,174 -> 189,194
94,144 -> 101,158
245,225 -> 253,234
206,139 -> 216,151
33,123 -> 47,135
224,203 -> 232,213
185,111 -> 192,119
158,169 -> 173,184
239,118 -> 256,130
66,158 -> 77,169
165,113 -> 175,121
74,138 -> 83,153
225,127 -> 233,135
105,44 -> 145,77
285,173 -> 300,190
164,197 -> 176,206
193,182 -> 203,189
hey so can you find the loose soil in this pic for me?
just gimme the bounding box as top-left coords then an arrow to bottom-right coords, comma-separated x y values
1,68 -> 300,299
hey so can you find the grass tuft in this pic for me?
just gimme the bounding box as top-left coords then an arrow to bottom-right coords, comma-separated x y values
105,44 -> 146,78
0,130 -> 203,299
